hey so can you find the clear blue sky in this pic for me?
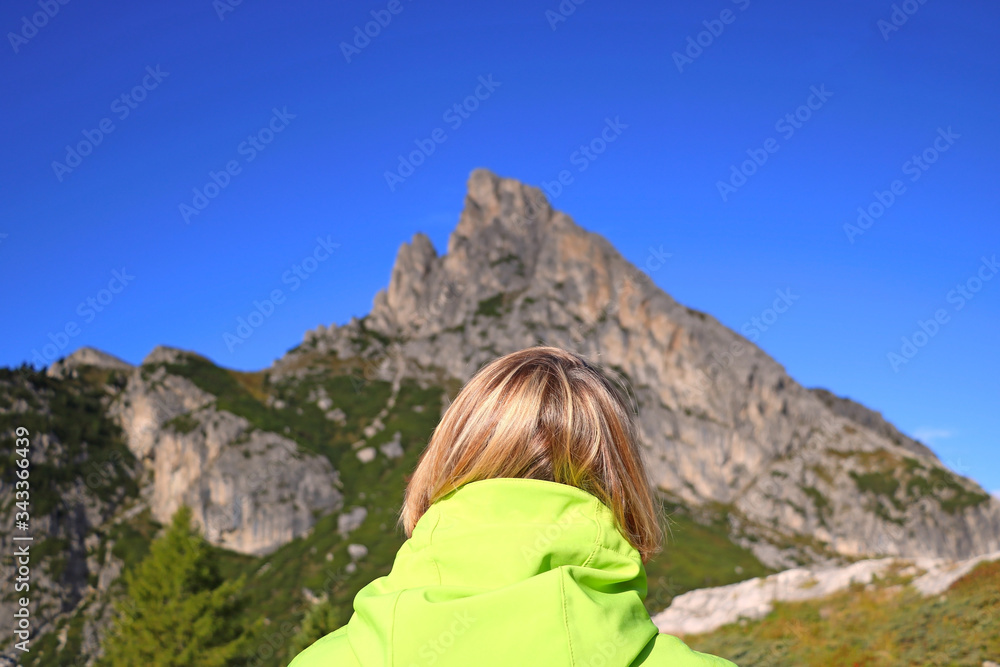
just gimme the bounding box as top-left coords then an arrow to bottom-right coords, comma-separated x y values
2,0 -> 997,493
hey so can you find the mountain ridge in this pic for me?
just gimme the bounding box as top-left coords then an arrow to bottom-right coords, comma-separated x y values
288,168 -> 999,567
36,167 -> 1000,568
4,168 -> 997,666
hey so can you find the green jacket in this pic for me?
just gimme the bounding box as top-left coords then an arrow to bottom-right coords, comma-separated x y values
289,478 -> 736,666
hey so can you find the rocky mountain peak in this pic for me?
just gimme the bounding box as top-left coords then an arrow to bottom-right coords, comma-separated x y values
368,168 -> 658,343
448,167 -> 554,253
293,168 -> 1000,566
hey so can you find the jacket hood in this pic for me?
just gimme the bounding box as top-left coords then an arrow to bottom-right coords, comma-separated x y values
345,477 -> 660,666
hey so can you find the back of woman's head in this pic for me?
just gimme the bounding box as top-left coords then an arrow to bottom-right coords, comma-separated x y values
399,346 -> 664,562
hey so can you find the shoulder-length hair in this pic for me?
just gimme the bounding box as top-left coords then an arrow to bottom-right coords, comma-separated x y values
398,346 -> 665,562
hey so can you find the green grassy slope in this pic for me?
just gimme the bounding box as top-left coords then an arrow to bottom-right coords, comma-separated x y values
687,559 -> 1000,666
0,352 -> 815,666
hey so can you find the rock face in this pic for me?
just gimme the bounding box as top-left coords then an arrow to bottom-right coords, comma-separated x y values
0,366 -> 138,662
47,346 -> 133,379
108,356 -> 343,555
286,168 -> 1000,567
809,387 -> 936,460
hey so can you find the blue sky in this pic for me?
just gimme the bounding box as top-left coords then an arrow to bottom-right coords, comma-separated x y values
2,0 -> 997,493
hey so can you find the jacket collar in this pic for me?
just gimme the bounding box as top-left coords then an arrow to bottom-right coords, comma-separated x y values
407,477 -> 647,597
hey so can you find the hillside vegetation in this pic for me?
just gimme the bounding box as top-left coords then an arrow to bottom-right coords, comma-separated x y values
4,352 -> 772,666
687,559 -> 1000,666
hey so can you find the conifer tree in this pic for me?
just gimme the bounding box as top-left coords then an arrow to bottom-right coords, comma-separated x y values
100,506 -> 250,666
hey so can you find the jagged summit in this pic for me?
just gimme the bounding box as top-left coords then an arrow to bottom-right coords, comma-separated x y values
287,168 -> 1000,566
456,167 -> 553,240
368,168 -> 670,341
369,168 -> 559,335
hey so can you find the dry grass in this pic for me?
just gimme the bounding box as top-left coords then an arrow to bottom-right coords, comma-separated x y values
687,560 -> 1000,666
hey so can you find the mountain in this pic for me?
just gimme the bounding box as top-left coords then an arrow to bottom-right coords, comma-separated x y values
288,168 -> 999,566
2,168 -> 997,666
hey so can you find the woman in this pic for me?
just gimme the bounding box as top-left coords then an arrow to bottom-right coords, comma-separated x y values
290,346 -> 736,666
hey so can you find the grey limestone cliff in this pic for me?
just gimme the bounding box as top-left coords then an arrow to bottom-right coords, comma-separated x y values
288,168 -> 1000,568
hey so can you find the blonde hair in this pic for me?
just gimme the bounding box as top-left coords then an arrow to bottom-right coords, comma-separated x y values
399,346 -> 664,562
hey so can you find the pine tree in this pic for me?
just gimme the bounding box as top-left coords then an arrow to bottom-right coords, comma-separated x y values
288,600 -> 341,660
100,506 -> 251,666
